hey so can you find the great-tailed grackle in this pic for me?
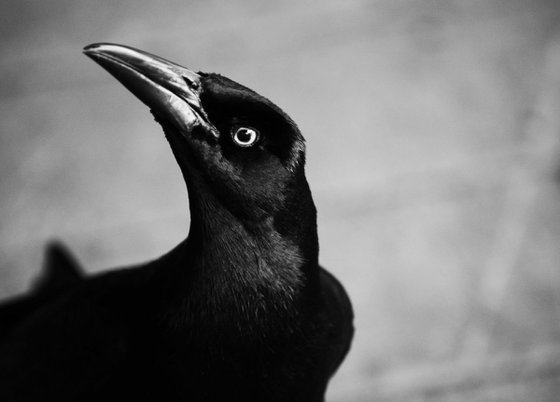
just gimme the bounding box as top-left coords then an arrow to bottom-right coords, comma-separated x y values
0,44 -> 353,402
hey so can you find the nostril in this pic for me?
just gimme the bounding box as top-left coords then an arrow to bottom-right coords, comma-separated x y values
183,76 -> 199,90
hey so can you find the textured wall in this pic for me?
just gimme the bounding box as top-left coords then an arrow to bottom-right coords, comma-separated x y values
2,1 -> 560,400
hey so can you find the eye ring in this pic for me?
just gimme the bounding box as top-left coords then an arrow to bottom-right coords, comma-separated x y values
231,127 -> 260,148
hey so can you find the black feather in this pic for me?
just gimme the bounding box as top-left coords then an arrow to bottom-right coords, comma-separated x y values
0,44 -> 353,402
0,242 -> 82,342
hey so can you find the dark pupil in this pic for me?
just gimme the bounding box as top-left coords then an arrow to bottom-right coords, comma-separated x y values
237,129 -> 252,143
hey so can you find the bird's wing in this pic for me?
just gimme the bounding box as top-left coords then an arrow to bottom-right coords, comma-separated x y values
319,266 -> 354,376
0,269 -> 142,401
33,241 -> 83,292
0,242 -> 83,340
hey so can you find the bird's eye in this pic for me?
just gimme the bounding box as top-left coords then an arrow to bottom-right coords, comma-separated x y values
232,127 -> 260,148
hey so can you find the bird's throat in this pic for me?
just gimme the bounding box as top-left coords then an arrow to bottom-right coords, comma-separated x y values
156,193 -> 309,339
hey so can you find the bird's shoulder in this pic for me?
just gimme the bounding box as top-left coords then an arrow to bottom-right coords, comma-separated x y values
318,266 -> 353,319
0,263 -> 157,357
0,267 -> 152,401
315,266 -> 354,374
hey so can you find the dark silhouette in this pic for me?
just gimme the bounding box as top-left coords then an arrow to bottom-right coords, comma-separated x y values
0,242 -> 82,342
0,44 -> 353,402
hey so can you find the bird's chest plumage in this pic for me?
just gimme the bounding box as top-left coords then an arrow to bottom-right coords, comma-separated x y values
181,341 -> 326,400
142,266 -> 331,401
140,304 -> 327,402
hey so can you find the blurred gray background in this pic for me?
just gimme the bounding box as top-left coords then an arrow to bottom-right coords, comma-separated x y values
2,0 -> 560,400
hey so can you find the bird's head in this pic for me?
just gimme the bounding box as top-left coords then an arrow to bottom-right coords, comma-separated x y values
83,44 -> 317,261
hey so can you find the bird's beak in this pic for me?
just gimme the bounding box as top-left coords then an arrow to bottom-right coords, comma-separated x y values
83,43 -> 213,136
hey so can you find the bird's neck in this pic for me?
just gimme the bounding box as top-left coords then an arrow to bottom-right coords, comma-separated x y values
155,189 -> 318,339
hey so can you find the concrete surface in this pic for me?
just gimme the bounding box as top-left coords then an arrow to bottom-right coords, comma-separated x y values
2,0 -> 560,400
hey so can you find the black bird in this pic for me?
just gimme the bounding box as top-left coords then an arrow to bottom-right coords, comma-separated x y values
0,43 -> 353,402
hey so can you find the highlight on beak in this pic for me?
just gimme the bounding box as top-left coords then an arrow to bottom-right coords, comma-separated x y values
83,43 -> 213,135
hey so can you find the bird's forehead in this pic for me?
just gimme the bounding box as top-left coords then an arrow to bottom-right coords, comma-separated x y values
199,73 -> 258,98
199,73 -> 287,117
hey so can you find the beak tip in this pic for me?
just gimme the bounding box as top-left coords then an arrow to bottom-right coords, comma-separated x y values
83,44 -> 109,63
83,43 -> 103,54
83,43 -> 125,59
